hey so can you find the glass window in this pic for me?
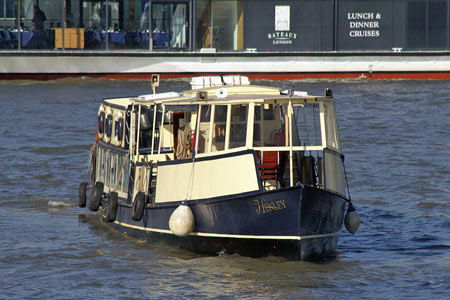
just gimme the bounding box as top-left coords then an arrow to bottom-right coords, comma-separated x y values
140,1 -> 188,49
323,148 -> 346,196
229,105 -> 247,148
324,102 -> 340,150
197,104 -> 211,154
195,0 -> 243,50
212,105 -> 227,151
0,0 -> 16,18
253,104 -> 285,147
293,103 -> 322,147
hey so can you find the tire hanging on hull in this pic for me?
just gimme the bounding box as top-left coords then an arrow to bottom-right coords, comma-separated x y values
78,182 -> 87,207
132,191 -> 146,221
106,192 -> 119,222
89,182 -> 104,211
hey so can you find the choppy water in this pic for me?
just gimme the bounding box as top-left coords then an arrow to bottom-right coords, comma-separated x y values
0,78 -> 449,299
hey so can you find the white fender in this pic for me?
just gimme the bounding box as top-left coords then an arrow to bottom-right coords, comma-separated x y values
169,203 -> 195,237
344,203 -> 360,234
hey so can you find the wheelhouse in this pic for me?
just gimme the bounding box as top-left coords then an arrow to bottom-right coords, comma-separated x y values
89,82 -> 346,207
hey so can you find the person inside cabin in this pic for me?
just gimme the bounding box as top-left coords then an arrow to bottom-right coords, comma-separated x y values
32,5 -> 47,31
176,119 -> 192,159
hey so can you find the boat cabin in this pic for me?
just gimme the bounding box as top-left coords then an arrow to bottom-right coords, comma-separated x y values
90,77 -> 346,206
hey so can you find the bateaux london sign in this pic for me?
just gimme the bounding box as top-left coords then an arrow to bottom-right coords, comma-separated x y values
267,5 -> 298,45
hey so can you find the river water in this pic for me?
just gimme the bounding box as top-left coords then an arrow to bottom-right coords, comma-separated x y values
0,78 -> 448,299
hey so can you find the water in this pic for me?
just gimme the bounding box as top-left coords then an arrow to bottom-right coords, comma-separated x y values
0,78 -> 449,299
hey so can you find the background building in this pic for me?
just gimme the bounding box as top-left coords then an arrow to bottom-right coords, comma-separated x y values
1,0 -> 448,51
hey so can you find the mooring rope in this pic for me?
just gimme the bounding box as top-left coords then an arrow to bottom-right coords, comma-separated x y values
84,142 -> 97,184
185,158 -> 196,201
341,154 -> 352,203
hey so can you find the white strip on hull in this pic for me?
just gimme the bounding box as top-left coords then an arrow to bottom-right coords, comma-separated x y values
1,52 -> 450,75
114,220 -> 341,241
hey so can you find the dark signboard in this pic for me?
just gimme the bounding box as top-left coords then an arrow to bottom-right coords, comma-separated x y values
244,0 -> 334,51
242,0 -> 448,52
337,0 -> 392,50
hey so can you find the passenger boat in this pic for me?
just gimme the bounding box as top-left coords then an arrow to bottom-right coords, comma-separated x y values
78,75 -> 360,261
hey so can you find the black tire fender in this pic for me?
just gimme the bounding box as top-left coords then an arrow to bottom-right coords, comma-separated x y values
88,182 -> 104,211
79,182 -> 87,208
132,191 -> 146,221
106,192 -> 119,222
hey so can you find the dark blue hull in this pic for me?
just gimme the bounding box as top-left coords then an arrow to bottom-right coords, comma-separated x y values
101,185 -> 347,261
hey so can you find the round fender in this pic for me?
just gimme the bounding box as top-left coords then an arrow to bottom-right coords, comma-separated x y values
344,203 -> 360,234
132,191 -> 146,221
78,182 -> 87,207
169,203 -> 195,237
88,181 -> 104,212
106,192 -> 119,222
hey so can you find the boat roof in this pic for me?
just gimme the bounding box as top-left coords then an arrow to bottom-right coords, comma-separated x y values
103,84 -> 333,109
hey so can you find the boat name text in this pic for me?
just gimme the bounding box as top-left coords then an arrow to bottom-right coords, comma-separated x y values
253,199 -> 286,215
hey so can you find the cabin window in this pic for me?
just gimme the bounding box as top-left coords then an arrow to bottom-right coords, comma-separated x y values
229,104 -> 248,148
137,105 -> 165,154
98,111 -> 105,137
253,104 -> 286,147
323,148 -> 346,196
323,102 -> 340,150
212,105 -> 227,151
115,116 -> 124,145
105,113 -> 113,141
138,106 -> 153,151
196,105 -> 211,154
292,103 -> 322,147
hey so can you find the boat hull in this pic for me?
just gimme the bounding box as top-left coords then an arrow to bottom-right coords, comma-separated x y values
2,51 -> 450,80
100,185 -> 347,261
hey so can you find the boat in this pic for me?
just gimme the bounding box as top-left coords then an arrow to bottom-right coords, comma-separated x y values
2,0 -> 450,80
78,75 -> 360,261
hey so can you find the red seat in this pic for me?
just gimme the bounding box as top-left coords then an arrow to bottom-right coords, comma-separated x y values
258,151 -> 280,184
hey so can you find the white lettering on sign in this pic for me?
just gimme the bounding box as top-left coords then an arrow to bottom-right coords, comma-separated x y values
347,12 -> 381,38
267,5 -> 298,45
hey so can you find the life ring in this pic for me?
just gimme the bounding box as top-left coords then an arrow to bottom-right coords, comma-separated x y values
104,108 -> 113,143
132,191 -> 146,221
78,182 -> 87,207
105,192 -> 119,222
97,105 -> 105,140
88,181 -> 104,211
114,111 -> 124,147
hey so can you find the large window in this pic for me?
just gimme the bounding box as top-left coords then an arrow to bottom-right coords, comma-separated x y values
0,0 -> 15,18
150,2 -> 188,48
195,0 -> 243,50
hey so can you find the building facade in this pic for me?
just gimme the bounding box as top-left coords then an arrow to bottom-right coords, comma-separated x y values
1,0 -> 449,52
